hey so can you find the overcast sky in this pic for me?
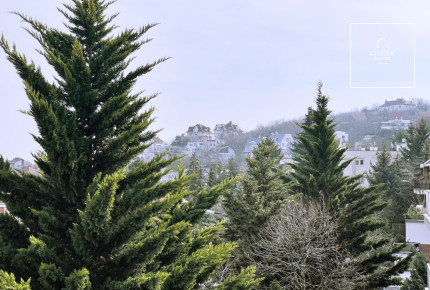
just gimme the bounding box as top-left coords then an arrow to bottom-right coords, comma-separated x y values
1,0 -> 430,161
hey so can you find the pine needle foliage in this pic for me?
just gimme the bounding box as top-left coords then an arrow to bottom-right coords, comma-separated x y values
0,1 -> 260,289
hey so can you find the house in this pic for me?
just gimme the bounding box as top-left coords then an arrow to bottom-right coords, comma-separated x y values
354,135 -> 377,151
218,146 -> 236,163
186,124 -> 214,141
381,118 -> 411,131
378,98 -> 415,112
140,137 -> 169,162
343,150 -> 399,187
243,133 -> 294,158
335,131 -> 349,148
214,121 -> 242,140
9,158 -> 31,170
405,160 -> 430,289
243,137 -> 261,157
269,133 -> 294,157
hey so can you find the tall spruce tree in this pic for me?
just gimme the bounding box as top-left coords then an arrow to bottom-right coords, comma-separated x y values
289,83 -> 353,206
187,152 -> 205,193
401,118 -> 430,179
0,1 -> 259,289
223,137 -> 287,242
290,82 -> 412,288
367,145 -> 413,230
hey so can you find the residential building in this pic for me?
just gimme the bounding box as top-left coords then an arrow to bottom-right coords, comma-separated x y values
335,131 -> 349,148
186,124 -> 214,141
140,137 -> 169,162
381,118 -> 411,131
343,150 -> 399,187
218,146 -> 236,164
405,160 -> 430,289
378,98 -> 415,112
243,133 -> 294,158
214,121 -> 242,140
243,137 -> 261,157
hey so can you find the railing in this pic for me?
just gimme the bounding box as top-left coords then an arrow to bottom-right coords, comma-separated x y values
414,179 -> 430,190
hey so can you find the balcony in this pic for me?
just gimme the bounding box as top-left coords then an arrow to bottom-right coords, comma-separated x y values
414,179 -> 430,190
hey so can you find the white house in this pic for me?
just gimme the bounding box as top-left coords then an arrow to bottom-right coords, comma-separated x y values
378,98 -> 415,112
343,150 -> 399,187
405,160 -> 430,289
335,131 -> 349,148
243,133 -> 294,158
187,124 -> 214,141
381,118 -> 411,131
141,137 -> 169,162
218,146 -> 236,163
214,121 -> 242,140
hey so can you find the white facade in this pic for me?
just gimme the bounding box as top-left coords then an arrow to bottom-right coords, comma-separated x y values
335,131 -> 348,147
343,150 -> 399,187
381,118 -> 411,131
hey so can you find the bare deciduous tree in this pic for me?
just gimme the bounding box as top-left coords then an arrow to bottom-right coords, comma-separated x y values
248,200 -> 360,289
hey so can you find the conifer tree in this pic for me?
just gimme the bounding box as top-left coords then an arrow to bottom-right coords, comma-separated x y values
0,1 -> 259,289
289,83 -> 353,206
290,82 -> 412,288
401,118 -> 430,179
223,137 -> 287,242
367,145 -> 412,229
187,152 -> 205,193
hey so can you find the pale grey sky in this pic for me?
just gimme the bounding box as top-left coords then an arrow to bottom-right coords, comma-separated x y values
1,0 -> 430,161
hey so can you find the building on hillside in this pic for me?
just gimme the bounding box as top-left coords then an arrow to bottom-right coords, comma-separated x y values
9,158 -> 31,170
354,135 -> 377,151
343,150 -> 399,187
185,139 -> 224,156
218,146 -> 236,164
378,98 -> 415,112
243,137 -> 261,157
269,132 -> 294,157
243,133 -> 294,158
1,158 -> 40,214
335,131 -> 349,148
187,124 -> 214,141
214,121 -> 242,140
140,137 -> 169,162
405,160 -> 430,288
381,118 -> 411,131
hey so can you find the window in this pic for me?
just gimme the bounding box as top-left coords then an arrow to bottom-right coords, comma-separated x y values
355,159 -> 364,165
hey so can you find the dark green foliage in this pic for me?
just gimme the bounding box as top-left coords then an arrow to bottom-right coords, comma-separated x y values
187,153 -> 205,193
290,82 -> 412,289
401,252 -> 428,290
290,82 -> 354,206
226,157 -> 239,179
401,119 -> 430,180
401,119 -> 430,164
171,134 -> 190,147
223,137 -> 287,242
207,163 -> 225,188
0,1 -> 255,289
367,145 -> 413,227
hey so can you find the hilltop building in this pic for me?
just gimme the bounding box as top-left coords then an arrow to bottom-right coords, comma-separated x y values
243,133 -> 294,158
378,98 -> 415,112
214,121 -> 242,140
186,124 -> 214,141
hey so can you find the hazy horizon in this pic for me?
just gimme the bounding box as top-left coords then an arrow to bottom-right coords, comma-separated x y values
1,0 -> 430,161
